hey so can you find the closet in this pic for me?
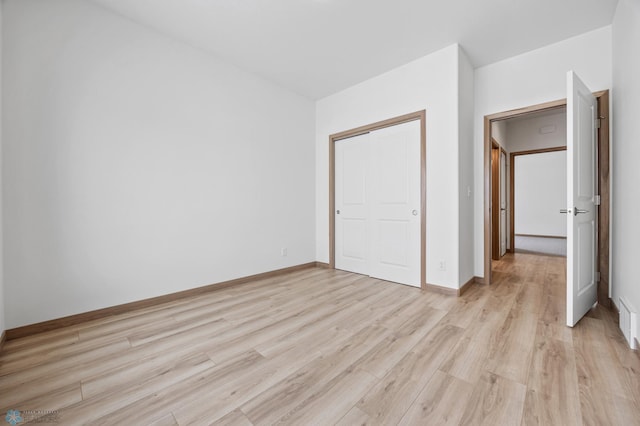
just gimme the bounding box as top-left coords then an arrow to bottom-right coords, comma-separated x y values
334,119 -> 421,287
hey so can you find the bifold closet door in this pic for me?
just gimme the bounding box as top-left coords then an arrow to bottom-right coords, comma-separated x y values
335,120 -> 421,287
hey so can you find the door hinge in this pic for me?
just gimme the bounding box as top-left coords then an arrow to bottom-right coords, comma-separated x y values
594,195 -> 601,206
596,271 -> 601,282
596,118 -> 601,129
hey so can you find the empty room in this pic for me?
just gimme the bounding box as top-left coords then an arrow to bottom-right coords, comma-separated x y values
0,0 -> 639,425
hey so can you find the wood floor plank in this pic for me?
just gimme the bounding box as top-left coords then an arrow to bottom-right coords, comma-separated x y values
526,332 -> 581,421
335,406 -> 371,426
522,322 -> 582,426
93,350 -> 268,425
522,388 -> 583,426
440,334 -> 492,384
173,345 -> 322,424
357,307 -> 447,379
611,394 -> 640,426
58,353 -> 214,424
91,394 -> 170,426
205,297 -> 357,365
1,328 -> 79,353
0,338 -> 132,406
147,412 -> 179,426
0,325 -> 145,375
486,306 -> 539,384
398,370 -> 474,426
439,292 -> 514,385
438,284 -> 487,329
80,349 -> 214,399
241,323 -> 391,425
275,369 -> 378,426
514,280 -> 545,316
573,316 -> 634,400
0,383 -> 82,415
536,319 -> 573,345
459,371 -> 527,426
210,409 -> 254,426
577,382 -> 619,426
356,323 -> 464,424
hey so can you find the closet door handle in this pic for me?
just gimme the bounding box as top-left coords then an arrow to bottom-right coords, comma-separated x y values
412,210 -> 418,216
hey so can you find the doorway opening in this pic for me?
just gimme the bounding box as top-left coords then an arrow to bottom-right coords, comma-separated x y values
483,91 -> 610,309
511,145 -> 568,257
491,141 -> 507,260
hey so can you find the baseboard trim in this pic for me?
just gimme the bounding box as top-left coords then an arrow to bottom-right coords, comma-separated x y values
474,276 -> 485,285
635,338 -> 640,356
458,277 -> 476,296
6,262 -> 319,341
611,298 -> 620,316
423,282 -> 458,296
0,331 -> 6,353
314,261 -> 331,269
424,276 -> 479,297
515,233 -> 567,240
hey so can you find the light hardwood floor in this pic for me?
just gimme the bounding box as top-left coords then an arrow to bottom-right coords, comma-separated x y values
0,253 -> 638,425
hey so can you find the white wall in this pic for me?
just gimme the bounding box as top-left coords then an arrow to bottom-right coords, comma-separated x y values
3,0 -> 315,328
474,26 -> 612,276
612,0 -> 640,344
316,45 -> 461,289
491,121 -> 507,147
514,151 -> 567,237
505,110 -> 567,152
458,48 -> 475,284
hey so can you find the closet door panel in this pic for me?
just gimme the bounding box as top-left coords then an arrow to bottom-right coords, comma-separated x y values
369,120 -> 421,287
335,133 -> 370,275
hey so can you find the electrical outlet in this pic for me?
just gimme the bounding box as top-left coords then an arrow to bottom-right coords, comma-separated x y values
438,260 -> 446,271
281,248 -> 287,257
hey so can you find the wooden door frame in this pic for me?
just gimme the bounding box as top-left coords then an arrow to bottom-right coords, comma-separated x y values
509,146 -> 568,253
491,140 -> 507,260
329,110 -> 427,289
483,91 -> 610,307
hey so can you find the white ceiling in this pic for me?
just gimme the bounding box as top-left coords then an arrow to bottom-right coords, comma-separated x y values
89,0 -> 618,99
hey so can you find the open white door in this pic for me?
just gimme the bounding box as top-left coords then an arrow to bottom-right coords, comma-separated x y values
566,71 -> 598,327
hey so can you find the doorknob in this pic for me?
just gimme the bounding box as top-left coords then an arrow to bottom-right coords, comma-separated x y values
412,210 -> 418,216
336,210 -> 340,215
560,208 -> 589,216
